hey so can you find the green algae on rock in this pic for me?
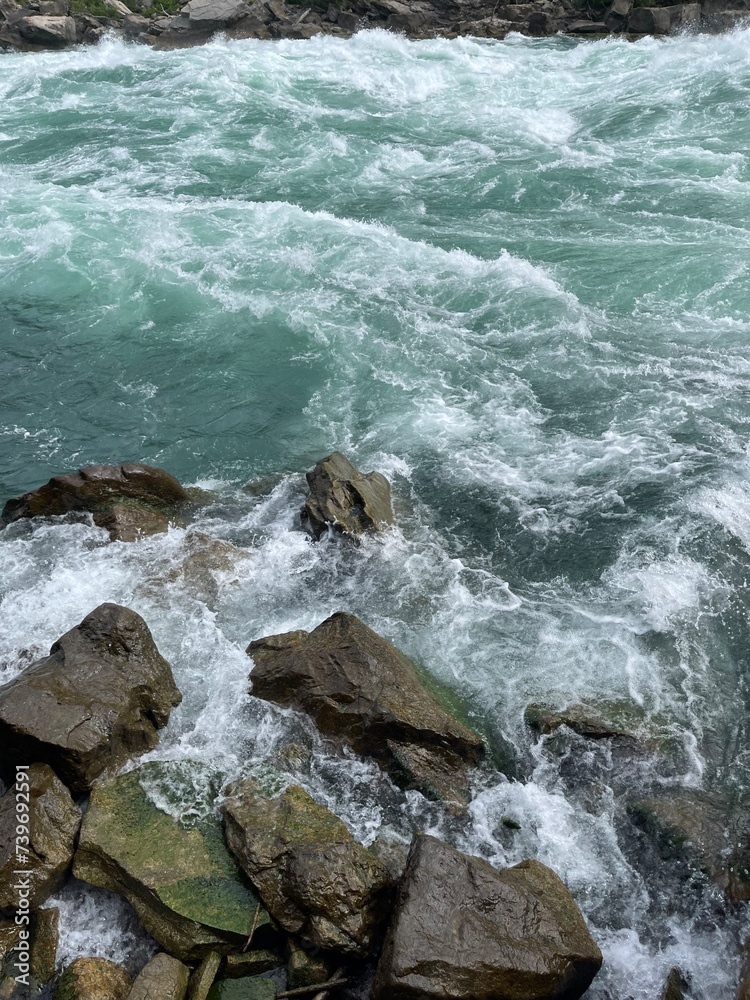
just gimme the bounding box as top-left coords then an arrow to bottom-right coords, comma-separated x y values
73,766 -> 274,962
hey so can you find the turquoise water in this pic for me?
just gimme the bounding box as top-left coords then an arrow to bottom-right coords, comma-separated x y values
2,27 -> 750,997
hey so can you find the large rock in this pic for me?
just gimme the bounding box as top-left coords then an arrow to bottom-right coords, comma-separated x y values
16,14 -> 75,44
247,612 -> 485,804
222,779 -> 393,956
300,452 -> 394,539
184,0 -> 248,25
628,790 -> 750,901
1,463 -> 189,540
0,764 -> 81,909
53,958 -> 132,1000
0,604 -> 181,795
126,953 -> 190,1000
73,766 -> 274,962
373,834 -> 602,1000
627,5 -> 670,32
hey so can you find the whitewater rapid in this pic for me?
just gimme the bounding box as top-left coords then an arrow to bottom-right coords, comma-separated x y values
2,26 -> 750,998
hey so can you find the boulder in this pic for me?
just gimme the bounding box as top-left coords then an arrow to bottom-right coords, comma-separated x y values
16,13 -> 75,43
53,958 -> 132,1000
188,952 -> 221,1000
0,463 -> 189,538
93,502 -> 170,542
29,908 -> 59,990
373,834 -> 602,1000
628,791 -> 750,901
221,779 -> 393,956
0,764 -> 81,909
603,0 -> 631,29
662,2 -> 700,27
127,953 -> 190,1000
627,5 -> 670,31
184,0 -> 247,25
207,980 -> 276,1000
223,950 -> 280,978
0,604 -> 181,795
524,703 -> 638,742
247,612 -> 485,804
286,937 -> 331,988
300,452 -> 394,539
73,766 -> 274,962
660,967 -> 691,1000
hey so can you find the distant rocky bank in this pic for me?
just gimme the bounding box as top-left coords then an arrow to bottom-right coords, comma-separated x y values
0,0 -> 747,53
1,455 -> 749,999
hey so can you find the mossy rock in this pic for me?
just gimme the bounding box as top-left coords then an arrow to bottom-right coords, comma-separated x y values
207,978 -> 276,1000
73,765 -> 274,961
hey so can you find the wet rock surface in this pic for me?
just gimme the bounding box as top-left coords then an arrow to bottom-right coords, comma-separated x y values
0,604 -> 181,795
221,778 -> 393,955
628,790 -> 750,902
0,0 -> 747,52
53,957 -> 133,1000
1,463 -> 189,535
126,953 -> 190,1000
373,833 -> 603,1000
301,451 -> 394,539
0,764 -> 81,909
248,611 -> 486,803
73,766 -> 275,962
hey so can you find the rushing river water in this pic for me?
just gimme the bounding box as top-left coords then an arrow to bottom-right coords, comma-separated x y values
2,25 -> 750,998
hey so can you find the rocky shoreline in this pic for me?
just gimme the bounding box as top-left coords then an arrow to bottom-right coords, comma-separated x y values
0,0 -> 747,54
0,454 -> 749,999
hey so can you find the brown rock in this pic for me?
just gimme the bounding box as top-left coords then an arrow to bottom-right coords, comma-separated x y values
301,452 -> 394,539
373,834 -> 602,1000
187,951 -> 220,1000
222,779 -> 393,956
93,503 -> 170,542
0,604 -> 181,795
54,957 -> 132,1000
286,937 -> 331,988
1,463 -> 188,529
0,765 -> 81,909
223,950 -> 281,978
127,953 -> 190,1000
30,908 -> 59,989
660,966 -> 691,1000
247,612 -> 485,804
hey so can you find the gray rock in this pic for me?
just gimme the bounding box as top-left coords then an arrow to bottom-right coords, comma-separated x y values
663,2 -> 700,27
0,604 -> 181,795
16,12 -> 75,42
627,5 -> 670,31
127,954 -> 190,1000
247,612 -> 486,804
301,451 -> 394,539
373,834 -> 603,1000
184,0 -> 247,25
123,12 -> 150,30
0,764 -> 81,909
336,9 -> 358,29
603,0 -> 631,29
222,779 -> 393,956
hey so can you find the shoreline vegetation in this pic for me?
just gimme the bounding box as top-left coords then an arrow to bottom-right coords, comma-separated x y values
0,456 -> 748,999
0,0 -> 748,54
